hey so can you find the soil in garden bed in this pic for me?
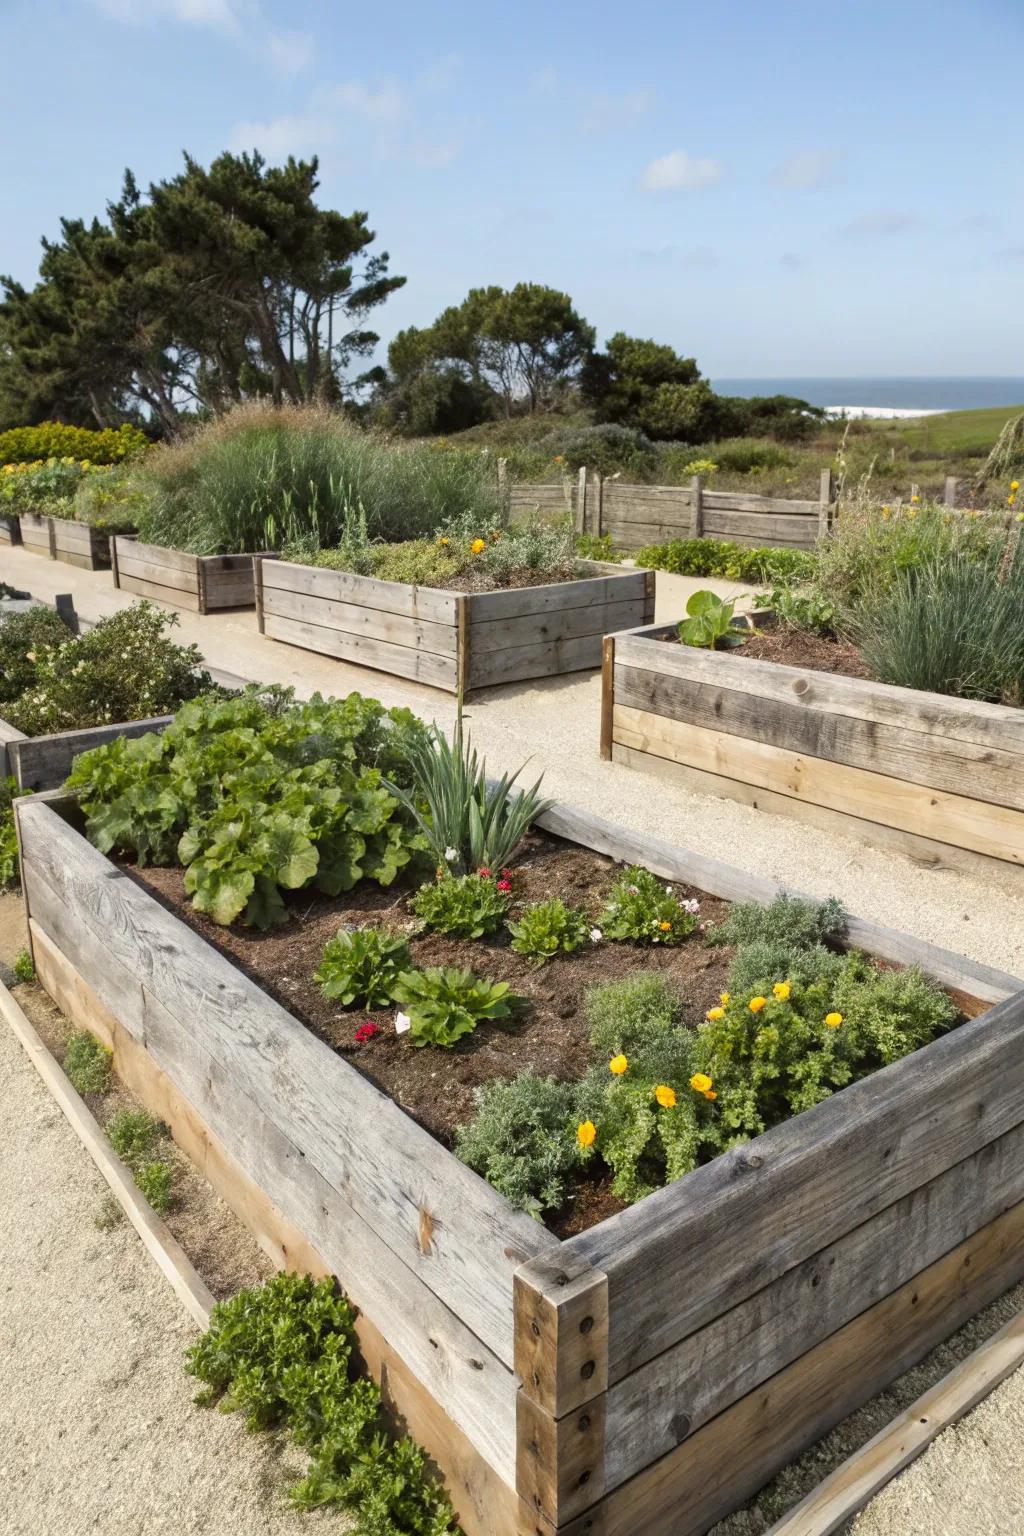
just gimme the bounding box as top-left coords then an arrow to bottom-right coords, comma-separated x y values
659,625 -> 871,678
123,832 -> 734,1237
442,561 -> 591,594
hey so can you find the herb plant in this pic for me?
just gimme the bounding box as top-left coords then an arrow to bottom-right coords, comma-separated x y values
508,898 -> 591,962
107,1108 -> 175,1212
599,866 -> 699,945
677,590 -> 748,649
315,926 -> 412,1009
63,1031 -> 112,1094
12,948 -> 35,983
391,967 -> 523,1048
186,1272 -> 459,1532
455,1072 -> 587,1219
411,872 -> 510,940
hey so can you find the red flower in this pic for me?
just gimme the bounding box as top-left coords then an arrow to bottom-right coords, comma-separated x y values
501,868 -> 513,878
496,879 -> 512,893
354,1022 -> 379,1044
477,866 -> 492,877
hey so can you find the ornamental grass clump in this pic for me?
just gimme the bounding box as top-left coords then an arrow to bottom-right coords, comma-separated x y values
411,871 -> 510,939
599,866 -> 699,945
455,1072 -> 587,1219
315,926 -> 412,1009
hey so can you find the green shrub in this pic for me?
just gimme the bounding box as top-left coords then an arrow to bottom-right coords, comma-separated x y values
186,1272 -> 458,1530
599,866 -> 700,945
3,603 -> 214,736
508,898 -> 591,962
705,439 -> 794,473
817,501 -> 1002,609
575,531 -> 621,562
411,872 -> 510,940
584,973 -> 680,1058
136,1161 -> 172,1213
455,1072 -> 586,1218
477,517 -> 577,586
12,947 -> 34,982
533,422 -> 658,477
108,1108 -> 159,1166
707,893 -> 845,950
0,607 -> 70,705
0,778 -> 27,887
135,404 -> 503,554
63,1032 -> 112,1094
73,465 -> 145,532
725,939 -> 846,999
831,957 -> 958,1067
632,536 -> 814,586
0,422 -> 149,465
757,582 -> 838,635
314,926 -> 412,1009
391,967 -> 523,1048
579,1064 -> 705,1204
0,457 -> 88,514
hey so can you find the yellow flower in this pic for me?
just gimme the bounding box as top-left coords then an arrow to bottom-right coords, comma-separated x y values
654,1084 -> 677,1108
1012,481 -> 1020,491
470,538 -> 486,554
437,536 -> 450,546
773,981 -> 791,1001
910,494 -> 920,504
748,996 -> 767,1013
577,1120 -> 597,1148
825,1011 -> 844,1028
658,920 -> 672,932
706,1006 -> 725,1021
703,1089 -> 717,1101
719,991 -> 730,1004
609,1054 -> 628,1076
690,1072 -> 713,1094
1009,495 -> 1017,507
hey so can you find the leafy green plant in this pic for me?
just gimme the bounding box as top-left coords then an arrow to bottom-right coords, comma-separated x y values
508,898 -> 591,962
0,606 -> 70,706
0,778 -> 27,888
455,1071 -> 586,1219
0,421 -> 148,465
315,926 -> 412,1009
383,713 -> 552,876
12,947 -> 35,984
631,536 -> 814,586
391,967 -> 523,1048
108,1108 -> 159,1166
599,866 -> 699,945
575,531 -> 621,562
756,582 -> 838,635
186,1272 -> 459,1532
68,689 -> 427,927
73,465 -> 146,532
63,1032 -> 112,1094
411,872 -> 510,939
579,1063 -> 705,1205
677,589 -> 748,649
584,974 -> 681,1059
136,1161 -> 173,1213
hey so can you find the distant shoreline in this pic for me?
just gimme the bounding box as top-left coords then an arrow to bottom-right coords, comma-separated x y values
823,405 -> 946,420
712,377 -> 1024,414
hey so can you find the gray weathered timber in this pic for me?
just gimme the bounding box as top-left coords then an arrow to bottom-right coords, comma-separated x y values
0,718 -> 24,779
18,513 -> 54,558
16,798 -> 557,1367
572,476 -> 828,551
0,514 -> 21,545
113,536 -> 263,613
50,518 -> 111,570
2,713 -> 173,791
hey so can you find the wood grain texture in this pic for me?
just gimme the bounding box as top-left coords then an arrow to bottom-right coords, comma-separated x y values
556,1200 -> 1024,1536
263,612 -> 459,690
262,581 -> 460,654
600,637 -> 615,760
262,558 -> 459,622
17,800 -> 557,1367
114,536 -> 196,574
6,713 -> 172,791
612,704 -> 1024,864
514,1252 -> 609,1417
30,924 -> 527,1536
18,514 -> 55,557
467,633 -> 605,688
470,597 -> 645,656
111,572 -> 203,612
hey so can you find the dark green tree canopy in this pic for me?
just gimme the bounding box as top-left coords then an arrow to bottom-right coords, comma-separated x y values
0,151 -> 404,433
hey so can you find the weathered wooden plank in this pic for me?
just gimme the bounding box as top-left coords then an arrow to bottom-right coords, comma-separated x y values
30,924 -> 525,1532
701,511 -> 818,545
702,491 -> 821,515
610,739 -> 1018,890
18,514 -> 54,556
468,572 -> 645,624
263,612 -> 459,690
115,571 -> 203,611
604,484 -> 699,503
471,598 -> 646,657
612,704 -> 1024,864
556,1200 -> 1024,1536
601,519 -> 689,548
614,661 -> 1024,811
602,1117 -> 1024,1494
6,713 -> 173,791
468,633 -> 604,689
0,515 -> 21,544
561,979 -> 1024,1384
201,552 -> 258,575
262,559 -> 459,623
0,718 -> 25,780
530,797 -> 1023,1005
17,799 -> 557,1363
114,536 -> 197,574
263,582 -> 460,655
116,553 -> 200,589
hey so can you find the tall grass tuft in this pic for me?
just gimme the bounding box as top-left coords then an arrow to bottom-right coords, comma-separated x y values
848,537 -> 1024,703
133,403 -> 503,554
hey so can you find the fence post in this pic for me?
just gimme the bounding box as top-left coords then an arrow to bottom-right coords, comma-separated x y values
818,468 -> 834,538
594,472 -> 604,537
497,456 -> 510,516
944,475 -> 959,508
691,475 -> 704,538
575,465 -> 587,533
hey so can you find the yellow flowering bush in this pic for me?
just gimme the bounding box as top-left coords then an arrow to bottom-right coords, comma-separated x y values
0,422 -> 148,466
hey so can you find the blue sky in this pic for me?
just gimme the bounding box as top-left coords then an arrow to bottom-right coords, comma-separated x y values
2,0 -> 1021,376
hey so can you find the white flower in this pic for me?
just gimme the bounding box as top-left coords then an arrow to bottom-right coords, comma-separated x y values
394,1011 -> 411,1035
444,846 -> 459,864
665,885 -> 673,895
589,928 -> 602,943
682,898 -> 701,915
628,884 -> 639,896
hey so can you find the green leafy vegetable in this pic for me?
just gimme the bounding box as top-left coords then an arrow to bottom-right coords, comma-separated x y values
677,589 -> 748,649
410,872 -> 510,940
315,926 -> 412,1010
392,966 -> 523,1048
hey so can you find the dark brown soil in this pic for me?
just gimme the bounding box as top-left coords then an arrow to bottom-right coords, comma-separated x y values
124,831 -> 734,1235
738,626 -> 872,677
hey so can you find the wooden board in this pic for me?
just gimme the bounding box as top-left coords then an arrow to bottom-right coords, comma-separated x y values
4,713 -> 173,791
468,571 -> 646,624
263,612 -> 459,689
29,923 -> 528,1536
114,571 -> 203,612
16,799 -> 558,1367
471,598 -> 645,657
0,515 -> 20,545
115,536 -> 197,574
468,633 -> 604,689
702,491 -> 820,514
18,514 -> 53,557
262,558 -> 459,623
262,581 -> 460,655
612,704 -> 1024,865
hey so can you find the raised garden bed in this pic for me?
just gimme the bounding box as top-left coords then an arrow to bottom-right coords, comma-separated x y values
15,786 -> 1024,1536
256,557 -> 653,692
17,512 -> 110,570
0,513 -> 21,545
112,535 -> 272,614
601,621 -> 1024,881
0,712 -> 173,789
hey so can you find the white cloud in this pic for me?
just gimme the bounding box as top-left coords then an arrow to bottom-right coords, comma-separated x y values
773,149 -> 837,190
94,0 -> 244,27
331,79 -> 406,124
229,112 -> 335,158
266,29 -> 313,76
841,209 -> 923,237
641,150 -> 723,192
418,53 -> 462,93
583,88 -> 655,134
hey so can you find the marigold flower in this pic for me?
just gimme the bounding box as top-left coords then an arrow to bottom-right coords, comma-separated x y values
577,1120 -> 597,1148
706,1006 -> 725,1021
470,537 -> 486,554
658,920 -> 672,932
609,1054 -> 628,1076
703,1089 -> 717,1101
690,1072 -> 713,1094
748,996 -> 767,1013
1012,481 -> 1020,491
719,991 -> 730,1005
773,981 -> 791,1001
825,1011 -> 844,1028
654,1084 -> 677,1108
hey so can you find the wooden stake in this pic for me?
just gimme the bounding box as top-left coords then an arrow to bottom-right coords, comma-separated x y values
818,468 -> 834,538
691,475 -> 704,538
600,637 -> 615,760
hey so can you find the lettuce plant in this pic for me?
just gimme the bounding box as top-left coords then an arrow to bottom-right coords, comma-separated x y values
315,926 -> 412,1009
410,872 -> 509,939
508,898 -> 591,962
391,966 -> 523,1048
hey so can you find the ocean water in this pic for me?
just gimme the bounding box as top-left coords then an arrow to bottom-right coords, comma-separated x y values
711,378 -> 1024,413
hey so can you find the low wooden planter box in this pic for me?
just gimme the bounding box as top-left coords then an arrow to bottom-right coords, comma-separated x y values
0,513 -> 21,545
15,789 -> 1024,1536
16,513 -> 110,569
602,622 -> 1024,881
0,712 -> 172,789
112,535 -> 269,614
256,558 -> 653,693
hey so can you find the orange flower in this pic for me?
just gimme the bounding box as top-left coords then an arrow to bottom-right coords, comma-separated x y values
706,1006 -> 725,1021
703,1089 -> 717,1101
748,996 -> 767,1013
773,981 -> 791,1001
470,537 -> 486,554
609,1054 -> 628,1076
690,1072 -> 713,1094
577,1120 -> 596,1148
658,920 -> 672,932
825,1011 -> 843,1028
654,1084 -> 677,1108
